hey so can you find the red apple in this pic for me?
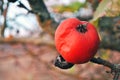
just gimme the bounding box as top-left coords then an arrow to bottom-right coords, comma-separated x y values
55,18 -> 100,64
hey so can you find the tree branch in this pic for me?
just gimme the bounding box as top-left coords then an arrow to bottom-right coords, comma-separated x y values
98,16 -> 120,51
0,37 -> 55,47
90,57 -> 120,80
27,0 -> 58,36
28,0 -> 50,22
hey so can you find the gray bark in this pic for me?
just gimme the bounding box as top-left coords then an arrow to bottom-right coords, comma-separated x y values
99,16 -> 120,51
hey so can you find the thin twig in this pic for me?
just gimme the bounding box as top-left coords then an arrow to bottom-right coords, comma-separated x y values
90,57 -> 120,80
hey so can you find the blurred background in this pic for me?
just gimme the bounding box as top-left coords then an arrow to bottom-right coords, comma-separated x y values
0,0 -> 120,80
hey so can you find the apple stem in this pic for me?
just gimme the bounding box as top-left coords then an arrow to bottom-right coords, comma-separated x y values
90,57 -> 120,80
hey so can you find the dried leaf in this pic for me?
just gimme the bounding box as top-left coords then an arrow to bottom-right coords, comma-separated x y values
91,0 -> 120,22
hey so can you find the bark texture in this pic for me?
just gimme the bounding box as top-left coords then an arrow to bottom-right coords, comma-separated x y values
28,0 -> 58,35
99,16 -> 120,51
